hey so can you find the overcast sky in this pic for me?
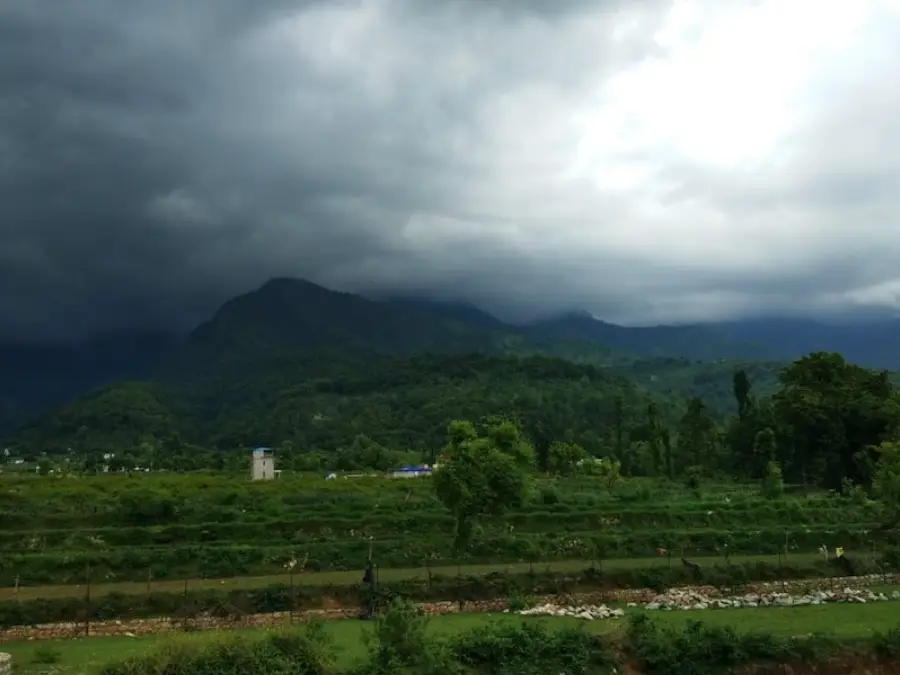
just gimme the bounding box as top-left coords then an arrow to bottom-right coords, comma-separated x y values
2,0 -> 900,340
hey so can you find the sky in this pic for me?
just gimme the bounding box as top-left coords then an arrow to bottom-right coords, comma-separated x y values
2,0 -> 900,340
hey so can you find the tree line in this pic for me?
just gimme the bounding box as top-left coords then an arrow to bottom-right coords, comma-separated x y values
9,351 -> 900,501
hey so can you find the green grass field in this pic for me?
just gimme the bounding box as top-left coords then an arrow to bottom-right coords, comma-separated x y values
5,602 -> 899,675
0,551 -> 828,602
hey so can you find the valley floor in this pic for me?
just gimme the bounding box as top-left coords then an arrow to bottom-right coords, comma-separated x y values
6,601 -> 900,675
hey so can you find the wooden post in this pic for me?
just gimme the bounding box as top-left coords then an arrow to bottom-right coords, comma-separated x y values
289,567 -> 295,624
84,565 -> 91,637
182,578 -> 189,631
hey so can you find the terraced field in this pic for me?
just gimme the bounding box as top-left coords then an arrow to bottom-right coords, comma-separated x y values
0,470 -> 897,675
0,472 -> 893,633
0,473 -> 886,587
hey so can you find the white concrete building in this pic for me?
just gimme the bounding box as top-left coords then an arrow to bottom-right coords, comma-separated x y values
251,447 -> 277,480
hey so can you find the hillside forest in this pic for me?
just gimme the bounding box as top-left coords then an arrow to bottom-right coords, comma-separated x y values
0,280 -> 896,499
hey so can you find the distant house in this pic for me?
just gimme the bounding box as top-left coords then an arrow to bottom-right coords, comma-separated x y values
251,447 -> 279,480
389,465 -> 432,478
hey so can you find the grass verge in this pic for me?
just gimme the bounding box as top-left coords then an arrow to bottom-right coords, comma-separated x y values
5,596 -> 900,674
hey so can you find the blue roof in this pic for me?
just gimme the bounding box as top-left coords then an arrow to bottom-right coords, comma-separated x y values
253,447 -> 272,452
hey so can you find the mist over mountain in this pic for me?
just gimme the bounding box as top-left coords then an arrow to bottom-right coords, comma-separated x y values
3,2 -> 900,343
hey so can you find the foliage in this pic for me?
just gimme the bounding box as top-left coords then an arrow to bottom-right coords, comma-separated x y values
361,597 -> 436,675
0,559 -> 881,629
12,353 -> 682,465
98,625 -> 334,675
873,440 -> 900,529
626,614 -> 840,675
727,352 -> 900,490
433,420 -> 532,551
0,471 -> 888,584
771,352 -> 900,489
546,441 -> 587,475
75,597 -> 900,675
761,461 -> 784,499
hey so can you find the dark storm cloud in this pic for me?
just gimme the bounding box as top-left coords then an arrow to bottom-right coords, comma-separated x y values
1,0 -> 899,339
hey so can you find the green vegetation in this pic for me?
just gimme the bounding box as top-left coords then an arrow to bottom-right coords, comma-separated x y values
7,601 -> 900,675
0,470 -> 888,586
3,556 -> 888,628
6,279 -> 900,673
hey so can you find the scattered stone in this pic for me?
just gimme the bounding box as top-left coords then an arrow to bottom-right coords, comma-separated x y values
515,603 -> 624,620
642,587 -> 892,611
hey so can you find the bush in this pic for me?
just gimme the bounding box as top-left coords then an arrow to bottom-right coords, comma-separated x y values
449,621 -> 616,675
358,597 -> 437,675
30,645 -> 62,665
98,626 -> 333,675
505,591 -> 536,612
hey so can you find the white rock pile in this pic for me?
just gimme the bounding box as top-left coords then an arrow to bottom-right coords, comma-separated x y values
513,603 -> 624,620
633,587 -> 900,611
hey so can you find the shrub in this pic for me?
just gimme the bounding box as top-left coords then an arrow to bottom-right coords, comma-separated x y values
30,645 -> 62,665
98,626 -> 333,675
449,621 -> 616,675
505,591 -> 536,612
358,597 -> 439,675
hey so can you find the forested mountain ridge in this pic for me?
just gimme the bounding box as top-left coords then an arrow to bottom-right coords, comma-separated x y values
13,352 -> 686,470
4,277 -> 900,449
0,330 -> 179,435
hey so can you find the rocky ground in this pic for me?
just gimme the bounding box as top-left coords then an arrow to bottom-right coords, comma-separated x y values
513,586 -> 900,620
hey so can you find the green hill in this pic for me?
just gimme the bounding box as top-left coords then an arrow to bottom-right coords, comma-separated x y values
6,278 -> 786,455
17,352 -> 683,461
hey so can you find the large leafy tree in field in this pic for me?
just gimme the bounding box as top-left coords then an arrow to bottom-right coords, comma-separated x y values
873,440 -> 900,530
772,352 -> 900,489
432,420 -> 533,552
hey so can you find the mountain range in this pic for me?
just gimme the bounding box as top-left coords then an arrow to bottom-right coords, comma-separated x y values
4,277 -> 900,446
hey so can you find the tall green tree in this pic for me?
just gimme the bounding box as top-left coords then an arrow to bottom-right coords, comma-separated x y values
733,369 -> 752,420
873,440 -> 900,530
432,420 -> 532,552
772,352 -> 899,489
676,397 -> 718,472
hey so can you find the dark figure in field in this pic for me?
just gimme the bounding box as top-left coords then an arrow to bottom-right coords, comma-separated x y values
831,554 -> 856,576
682,558 -> 702,578
359,562 -> 376,620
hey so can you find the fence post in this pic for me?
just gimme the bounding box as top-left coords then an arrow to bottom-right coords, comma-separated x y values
182,578 -> 189,631
289,566 -> 295,625
456,564 -> 462,612
84,565 -> 91,637
426,563 -> 432,590
146,567 -> 152,595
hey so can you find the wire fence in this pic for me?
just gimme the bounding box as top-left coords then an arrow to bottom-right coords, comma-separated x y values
0,548 -> 897,640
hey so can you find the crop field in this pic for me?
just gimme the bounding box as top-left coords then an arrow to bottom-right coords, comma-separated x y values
0,472 -> 886,588
0,471 -> 894,635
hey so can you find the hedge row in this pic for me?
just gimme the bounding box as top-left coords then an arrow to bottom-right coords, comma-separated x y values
0,559 -> 882,628
0,507 -> 878,550
0,480 -> 870,530
1,525 -> 890,586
